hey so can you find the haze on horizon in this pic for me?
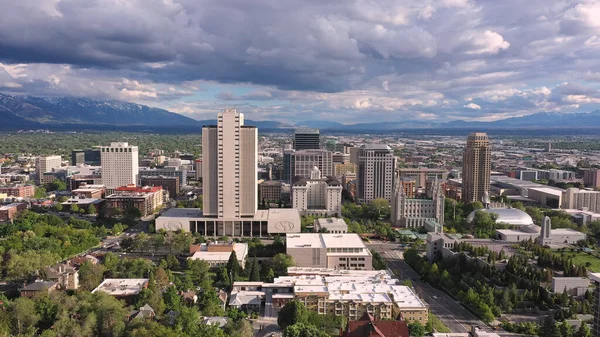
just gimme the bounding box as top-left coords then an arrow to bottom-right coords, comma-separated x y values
1,0 -> 599,124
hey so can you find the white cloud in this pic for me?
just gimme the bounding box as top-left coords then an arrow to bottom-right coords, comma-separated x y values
464,102 -> 481,109
464,30 -> 510,55
0,0 -> 599,123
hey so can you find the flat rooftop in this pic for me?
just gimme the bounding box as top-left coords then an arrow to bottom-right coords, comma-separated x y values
286,233 -> 366,249
316,217 -> 348,229
590,273 -> 600,283
189,243 -> 248,262
92,278 -> 149,296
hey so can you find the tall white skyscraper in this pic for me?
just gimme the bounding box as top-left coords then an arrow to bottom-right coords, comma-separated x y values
203,109 -> 257,218
100,142 -> 139,192
357,144 -> 396,203
36,155 -> 63,184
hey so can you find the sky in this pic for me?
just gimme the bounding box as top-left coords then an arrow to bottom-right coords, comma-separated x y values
1,0 -> 600,124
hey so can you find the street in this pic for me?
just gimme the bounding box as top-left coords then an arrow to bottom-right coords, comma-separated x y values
367,242 -> 490,334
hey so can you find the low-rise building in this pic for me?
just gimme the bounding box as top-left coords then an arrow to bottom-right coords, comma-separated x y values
43,263 -> 79,290
343,313 -> 409,337
72,184 -> 106,199
259,181 -> 283,202
0,184 -> 35,198
561,208 -> 600,226
291,167 -> 342,217
105,185 -> 164,217
140,175 -> 179,198
314,218 -> 348,234
139,167 -> 187,188
155,207 -> 301,237
68,174 -> 103,190
188,242 -> 248,269
230,269 -> 428,322
286,233 -> 372,270
0,202 -> 27,222
62,197 -> 103,212
334,163 -> 357,177
551,277 -> 589,296
21,280 -> 59,298
92,278 -> 149,299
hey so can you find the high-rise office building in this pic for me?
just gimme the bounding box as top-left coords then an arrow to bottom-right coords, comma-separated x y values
357,144 -> 396,203
156,108 -> 301,237
36,155 -> 62,184
202,109 -> 257,218
462,133 -> 491,203
293,128 -> 320,150
283,149 -> 333,184
100,142 -> 139,192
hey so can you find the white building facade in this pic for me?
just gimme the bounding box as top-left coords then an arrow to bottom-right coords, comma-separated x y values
357,144 -> 396,203
203,109 -> 257,218
291,167 -> 342,217
100,142 -> 139,193
391,177 -> 445,228
36,155 -> 62,184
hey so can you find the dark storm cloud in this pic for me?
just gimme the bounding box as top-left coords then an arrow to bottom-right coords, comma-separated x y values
1,0 -> 600,122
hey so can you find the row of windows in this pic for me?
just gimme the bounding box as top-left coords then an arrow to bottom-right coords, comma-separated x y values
101,147 -> 133,153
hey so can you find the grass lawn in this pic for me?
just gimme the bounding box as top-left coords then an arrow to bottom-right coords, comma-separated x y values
553,250 -> 600,272
429,313 -> 451,333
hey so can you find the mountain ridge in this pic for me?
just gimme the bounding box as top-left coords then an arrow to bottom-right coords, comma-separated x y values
2,92 -> 600,130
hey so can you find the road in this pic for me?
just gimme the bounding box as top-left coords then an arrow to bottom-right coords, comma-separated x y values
367,242 -> 489,334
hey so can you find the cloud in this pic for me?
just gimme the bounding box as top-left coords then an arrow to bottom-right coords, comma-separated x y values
0,0 -> 599,123
464,102 -> 481,110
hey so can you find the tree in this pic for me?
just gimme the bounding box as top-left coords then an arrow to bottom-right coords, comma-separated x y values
250,257 -> 260,281
538,315 -> 561,337
124,206 -> 142,224
154,267 -> 170,289
70,204 -> 80,214
86,204 -> 97,215
227,251 -> 240,283
576,323 -> 592,337
112,223 -> 124,235
55,203 -> 63,212
186,259 -> 212,289
408,322 -> 426,337
223,319 -> 254,337
283,322 -> 329,337
34,186 -> 47,198
163,286 -> 182,312
265,268 -> 275,283
270,253 -> 294,276
90,292 -> 127,337
78,261 -> 106,291
368,198 -> 391,220
215,267 -> 230,290
46,179 -> 67,192
278,300 -> 308,329
560,320 -> 573,337
10,297 -> 40,335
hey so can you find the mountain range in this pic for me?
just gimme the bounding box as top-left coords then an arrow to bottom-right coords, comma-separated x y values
1,92 -> 600,130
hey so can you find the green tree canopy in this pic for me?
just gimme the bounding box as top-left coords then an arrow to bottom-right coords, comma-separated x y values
277,300 -> 308,330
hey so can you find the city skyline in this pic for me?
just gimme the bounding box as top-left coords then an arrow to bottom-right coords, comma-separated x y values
1,1 -> 600,125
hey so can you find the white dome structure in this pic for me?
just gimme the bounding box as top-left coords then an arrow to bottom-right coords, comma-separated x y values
467,208 -> 534,226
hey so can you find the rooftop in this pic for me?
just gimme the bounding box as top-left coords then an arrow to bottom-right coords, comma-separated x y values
467,208 -> 534,226
360,144 -> 392,151
189,242 -> 248,263
92,278 -> 149,296
286,233 -> 366,249
315,218 -> 348,230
